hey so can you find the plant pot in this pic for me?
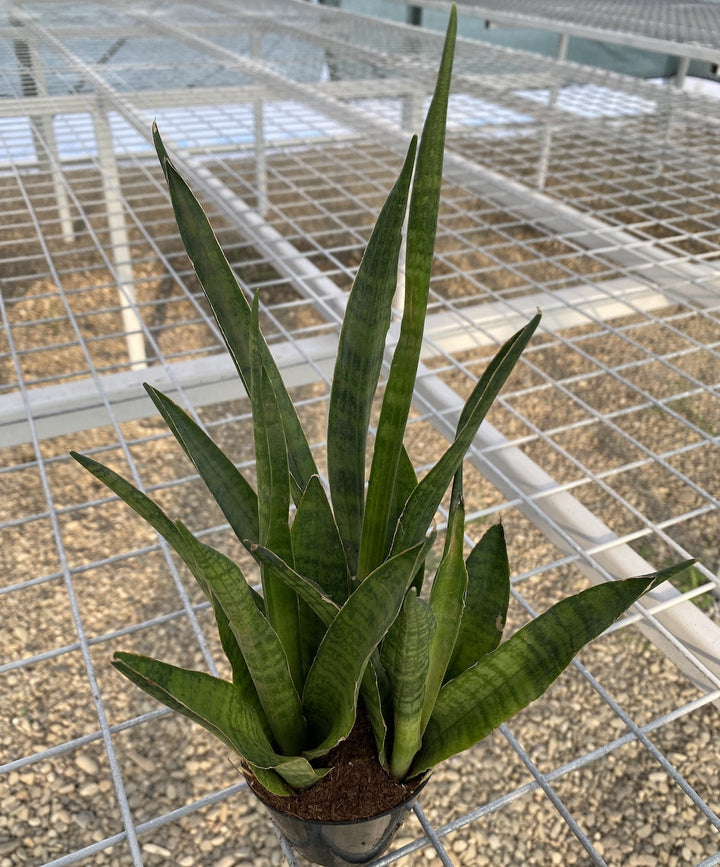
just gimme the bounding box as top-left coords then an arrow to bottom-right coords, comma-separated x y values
255,776 -> 429,866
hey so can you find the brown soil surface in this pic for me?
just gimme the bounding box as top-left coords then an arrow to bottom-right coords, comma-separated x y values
246,712 -> 425,823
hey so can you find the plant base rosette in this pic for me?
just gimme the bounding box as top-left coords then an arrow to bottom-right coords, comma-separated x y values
245,713 -> 428,866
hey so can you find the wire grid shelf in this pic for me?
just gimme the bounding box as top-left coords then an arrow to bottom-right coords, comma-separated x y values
1,1 -> 719,864
394,0 -> 720,64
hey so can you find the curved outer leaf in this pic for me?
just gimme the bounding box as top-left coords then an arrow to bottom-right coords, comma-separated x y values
327,138 -> 418,578
112,653 -> 325,792
143,384 -> 259,546
446,523 -> 510,680
391,313 -> 541,557
69,452 -> 263,698
381,589 -> 436,779
410,562 -> 694,775
175,524 -> 307,758
421,497 -> 467,730
302,536 -> 436,760
359,7 -> 457,580
153,124 -> 317,495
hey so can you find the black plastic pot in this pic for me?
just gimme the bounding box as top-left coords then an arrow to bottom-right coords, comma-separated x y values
256,777 -> 429,866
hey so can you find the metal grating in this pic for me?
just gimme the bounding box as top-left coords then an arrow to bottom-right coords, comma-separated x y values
1,1 -> 719,864
393,0 -> 720,64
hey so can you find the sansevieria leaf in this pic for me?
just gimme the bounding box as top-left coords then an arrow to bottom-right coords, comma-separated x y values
359,6 -> 457,580
381,589 -> 436,779
421,495 -> 467,730
410,561 -> 695,775
112,653 -> 324,792
327,138 -> 418,578
391,313 -> 541,556
303,536 -> 435,760
143,384 -> 259,546
69,452 -> 260,693
248,295 -> 303,688
175,523 -> 307,758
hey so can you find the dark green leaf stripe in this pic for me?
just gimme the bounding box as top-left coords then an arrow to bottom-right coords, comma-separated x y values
153,124 -> 317,495
359,8 -> 457,580
144,384 -> 259,546
447,523 -> 510,679
302,537 -> 435,760
112,653 -> 324,792
411,563 -> 693,774
327,138 -> 417,577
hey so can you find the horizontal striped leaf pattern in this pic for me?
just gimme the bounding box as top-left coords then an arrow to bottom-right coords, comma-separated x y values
411,561 -> 694,775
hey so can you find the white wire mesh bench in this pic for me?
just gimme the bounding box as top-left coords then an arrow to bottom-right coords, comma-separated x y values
1,1 -> 719,864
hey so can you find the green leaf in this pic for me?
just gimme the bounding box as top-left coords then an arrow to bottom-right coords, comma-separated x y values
175,523 -> 307,758
112,653 -> 324,792
71,451 -> 185,551
249,294 -> 303,688
143,384 -> 259,546
446,523 -> 510,679
410,561 -> 695,774
391,313 -> 541,556
302,536 -> 436,760
360,657 -> 391,770
358,7 -> 457,580
327,138 -> 418,577
70,451 -> 261,692
291,475 -> 351,676
381,589 -> 436,779
292,475 -> 350,605
420,495 -> 467,730
248,542 -> 339,626
153,123 -> 317,495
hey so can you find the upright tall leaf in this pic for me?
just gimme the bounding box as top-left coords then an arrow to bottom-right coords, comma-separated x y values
327,139 -> 417,577
153,124 -> 317,495
247,297 -> 304,689
292,475 -> 350,605
410,562 -> 694,774
358,6 -> 457,580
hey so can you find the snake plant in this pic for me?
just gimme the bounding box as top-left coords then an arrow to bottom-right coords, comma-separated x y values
72,7 -> 691,796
